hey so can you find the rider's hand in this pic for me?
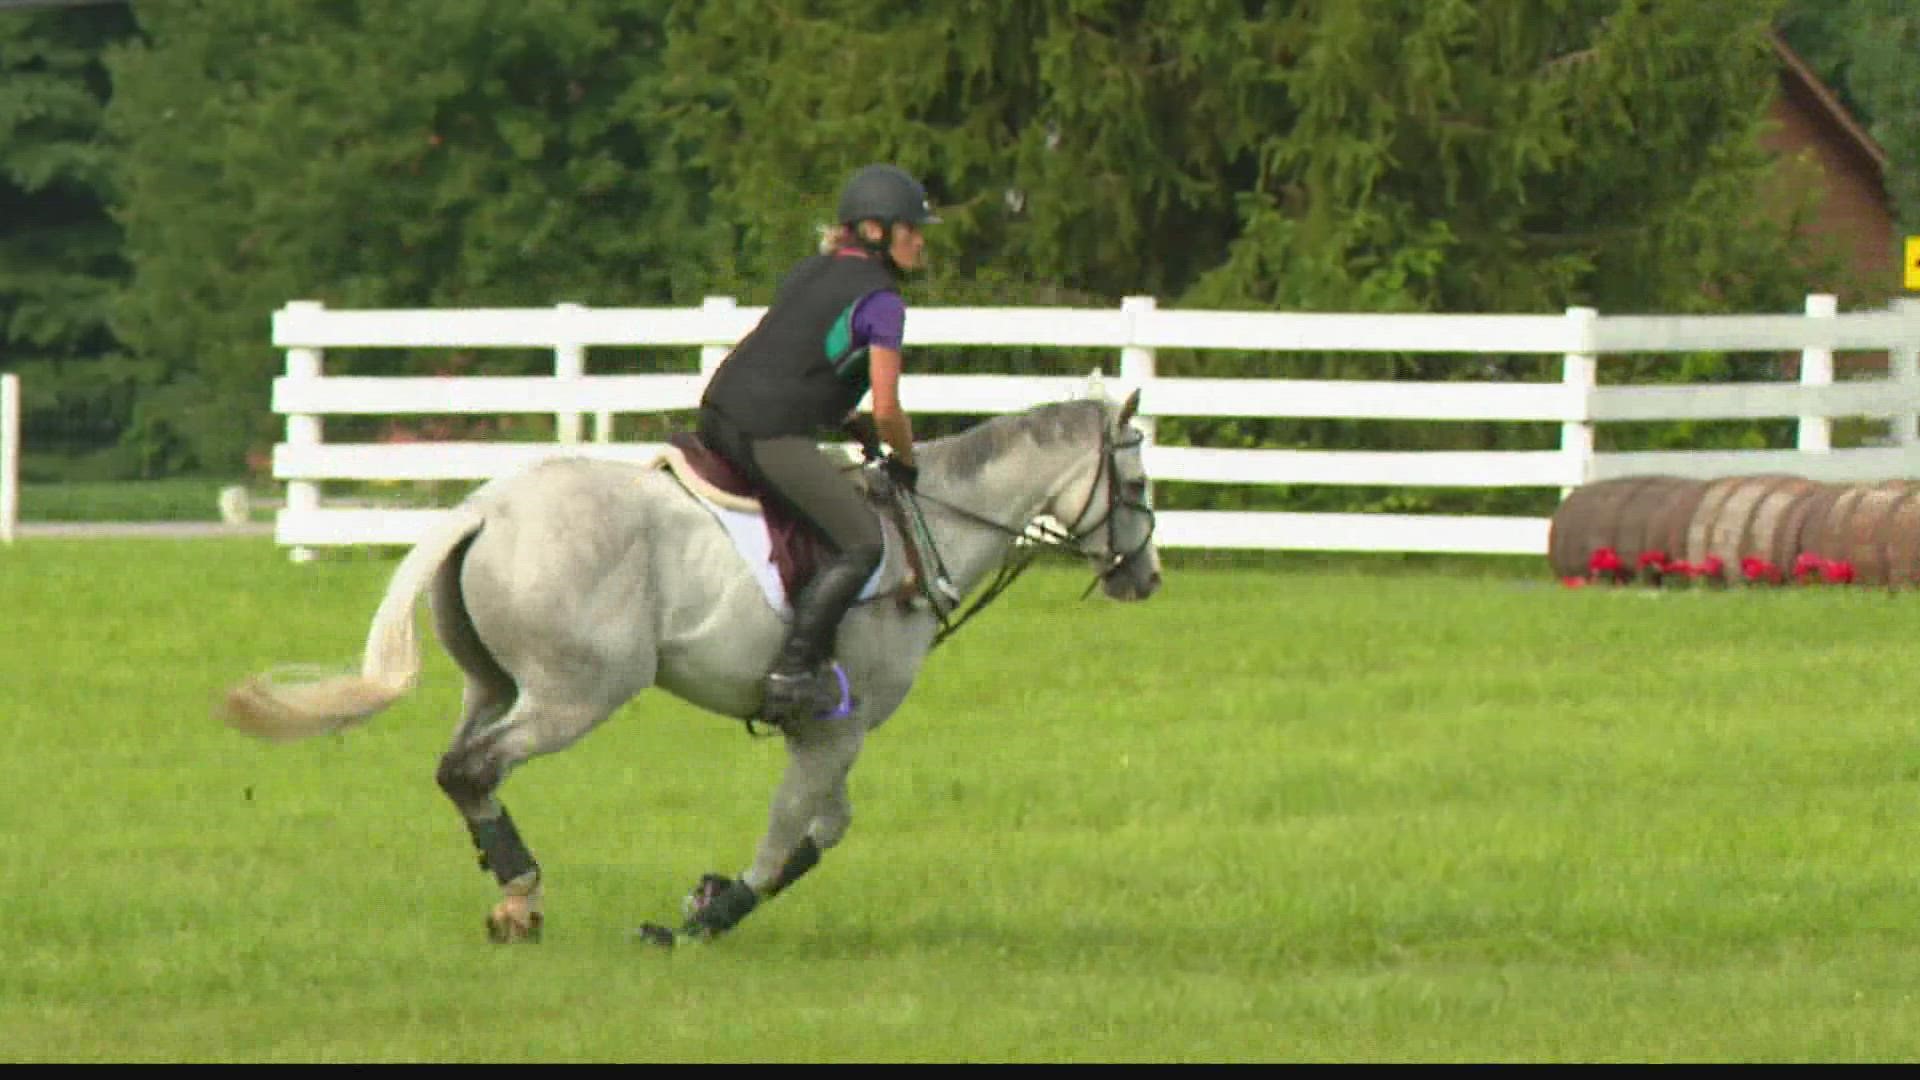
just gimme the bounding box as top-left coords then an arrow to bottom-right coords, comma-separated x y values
843,413 -> 883,460
882,456 -> 919,492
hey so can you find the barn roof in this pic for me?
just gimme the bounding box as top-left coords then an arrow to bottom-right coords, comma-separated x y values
1770,29 -> 1888,178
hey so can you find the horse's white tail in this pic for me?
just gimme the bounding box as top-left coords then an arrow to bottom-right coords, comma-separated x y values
224,506 -> 486,741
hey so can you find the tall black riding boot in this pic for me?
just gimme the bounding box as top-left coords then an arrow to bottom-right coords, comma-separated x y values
762,552 -> 878,724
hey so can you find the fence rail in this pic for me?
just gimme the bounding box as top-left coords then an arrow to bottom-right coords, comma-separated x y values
263,294 -> 1920,559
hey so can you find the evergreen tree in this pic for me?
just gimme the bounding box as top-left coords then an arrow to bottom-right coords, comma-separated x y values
0,0 -> 139,478
1191,0 -> 1808,316
658,0 -> 1263,305
1842,1 -> 1919,235
1775,2 -> 1863,119
665,0 -> 1809,315
93,0 -> 1842,477
106,0 -> 698,473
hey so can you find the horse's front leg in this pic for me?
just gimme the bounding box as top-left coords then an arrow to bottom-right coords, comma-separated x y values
642,717 -> 866,945
747,717 -> 865,895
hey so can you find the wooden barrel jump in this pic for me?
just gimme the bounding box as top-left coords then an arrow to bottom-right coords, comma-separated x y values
1549,474 -> 1920,587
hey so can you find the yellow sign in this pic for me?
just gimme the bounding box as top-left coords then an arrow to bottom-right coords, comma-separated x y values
1908,236 -> 1920,291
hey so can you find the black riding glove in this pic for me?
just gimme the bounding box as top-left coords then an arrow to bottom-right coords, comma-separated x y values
883,457 -> 919,492
843,413 -> 883,460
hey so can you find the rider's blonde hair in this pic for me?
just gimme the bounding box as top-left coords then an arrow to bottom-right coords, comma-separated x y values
817,223 -> 853,254
819,220 -> 900,255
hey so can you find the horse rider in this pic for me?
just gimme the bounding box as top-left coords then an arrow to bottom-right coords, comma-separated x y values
697,163 -> 938,724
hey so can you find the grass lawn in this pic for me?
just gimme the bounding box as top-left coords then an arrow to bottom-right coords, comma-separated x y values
2,538 -> 1917,1061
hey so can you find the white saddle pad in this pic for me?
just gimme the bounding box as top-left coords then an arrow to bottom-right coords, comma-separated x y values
693,497 -> 898,619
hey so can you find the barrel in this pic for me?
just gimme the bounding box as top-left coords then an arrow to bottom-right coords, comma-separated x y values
1801,483 -> 1877,573
1695,474 -> 1804,571
1834,480 -> 1918,586
1883,489 -> 1920,588
1643,478 -> 1713,567
1753,478 -> 1834,570
1613,476 -> 1699,565
1548,476 -> 1677,578
1786,482 -> 1847,571
1683,476 -> 1755,566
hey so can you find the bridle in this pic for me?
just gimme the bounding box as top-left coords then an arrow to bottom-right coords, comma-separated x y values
892,419 -> 1158,646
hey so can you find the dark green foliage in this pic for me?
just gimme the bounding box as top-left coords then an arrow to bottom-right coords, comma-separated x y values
1836,1 -> 1919,235
103,0 -> 700,473
0,0 -> 1903,492
0,0 -> 144,477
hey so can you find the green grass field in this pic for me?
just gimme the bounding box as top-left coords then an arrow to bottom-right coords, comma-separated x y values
3,538 -> 1919,1062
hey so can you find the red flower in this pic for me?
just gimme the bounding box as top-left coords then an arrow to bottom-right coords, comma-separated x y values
1561,576 -> 1589,589
1698,555 -> 1726,580
1824,559 -> 1856,585
1792,552 -> 1825,582
1588,546 -> 1627,581
1741,557 -> 1783,585
1666,559 -> 1696,577
1630,550 -> 1668,585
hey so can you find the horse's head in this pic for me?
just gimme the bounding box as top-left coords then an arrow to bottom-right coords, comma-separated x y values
1051,389 -> 1162,602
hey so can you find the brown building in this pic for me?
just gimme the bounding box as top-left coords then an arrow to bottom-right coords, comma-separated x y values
1762,31 -> 1898,306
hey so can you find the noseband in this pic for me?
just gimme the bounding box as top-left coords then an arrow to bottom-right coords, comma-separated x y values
1044,425 -> 1158,597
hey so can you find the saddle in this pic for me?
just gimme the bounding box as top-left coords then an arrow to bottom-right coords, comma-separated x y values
655,432 -> 928,607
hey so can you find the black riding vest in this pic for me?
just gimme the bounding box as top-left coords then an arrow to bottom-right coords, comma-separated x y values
700,252 -> 901,438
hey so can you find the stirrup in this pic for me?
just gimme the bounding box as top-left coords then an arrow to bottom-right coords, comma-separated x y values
759,662 -> 854,725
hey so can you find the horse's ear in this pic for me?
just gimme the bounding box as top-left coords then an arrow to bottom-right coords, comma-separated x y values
1119,388 -> 1141,426
1082,368 -> 1109,402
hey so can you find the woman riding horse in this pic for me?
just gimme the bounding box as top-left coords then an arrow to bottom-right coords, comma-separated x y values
697,163 -> 938,726
222,166 -> 1162,947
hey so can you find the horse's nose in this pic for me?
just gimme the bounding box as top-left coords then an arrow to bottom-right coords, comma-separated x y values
1145,571 -> 1162,595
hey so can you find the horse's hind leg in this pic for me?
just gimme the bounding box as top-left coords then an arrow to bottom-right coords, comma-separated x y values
436,693 -> 612,943
427,546 -> 534,939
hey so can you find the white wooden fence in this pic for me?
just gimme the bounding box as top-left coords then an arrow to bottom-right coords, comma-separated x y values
265,294 -> 1920,558
1,373 -> 17,544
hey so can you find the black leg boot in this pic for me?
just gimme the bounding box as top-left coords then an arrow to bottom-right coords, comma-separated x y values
762,553 -> 877,725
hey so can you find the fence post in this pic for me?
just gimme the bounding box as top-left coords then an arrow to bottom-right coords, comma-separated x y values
554,302 -> 586,444
1120,295 -> 1158,505
700,296 -> 738,381
0,373 -> 17,545
1798,293 -> 1836,452
1891,297 -> 1920,448
1560,306 -> 1598,495
281,300 -> 325,563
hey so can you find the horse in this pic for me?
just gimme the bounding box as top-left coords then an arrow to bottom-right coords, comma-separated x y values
224,389 -> 1162,944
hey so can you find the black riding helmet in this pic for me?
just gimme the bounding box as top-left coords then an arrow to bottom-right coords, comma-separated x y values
837,164 -> 942,230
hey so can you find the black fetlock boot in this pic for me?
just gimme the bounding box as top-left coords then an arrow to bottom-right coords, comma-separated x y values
761,552 -> 876,725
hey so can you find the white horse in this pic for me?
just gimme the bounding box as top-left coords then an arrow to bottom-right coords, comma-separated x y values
225,391 -> 1161,944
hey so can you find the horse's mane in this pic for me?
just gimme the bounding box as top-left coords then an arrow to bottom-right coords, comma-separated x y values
921,399 -> 1105,482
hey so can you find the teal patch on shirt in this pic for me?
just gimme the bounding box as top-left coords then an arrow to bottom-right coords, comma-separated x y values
823,302 -> 871,391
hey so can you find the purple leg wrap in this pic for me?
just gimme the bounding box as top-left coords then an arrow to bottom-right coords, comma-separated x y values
818,663 -> 854,720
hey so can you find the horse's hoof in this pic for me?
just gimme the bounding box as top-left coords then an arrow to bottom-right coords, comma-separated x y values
634,923 -> 679,948
486,899 -> 544,944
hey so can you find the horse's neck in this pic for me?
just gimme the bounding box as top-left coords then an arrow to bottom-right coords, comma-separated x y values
917,429 -> 1093,593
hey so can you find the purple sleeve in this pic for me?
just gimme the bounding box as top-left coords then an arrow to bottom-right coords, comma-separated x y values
850,290 -> 906,352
